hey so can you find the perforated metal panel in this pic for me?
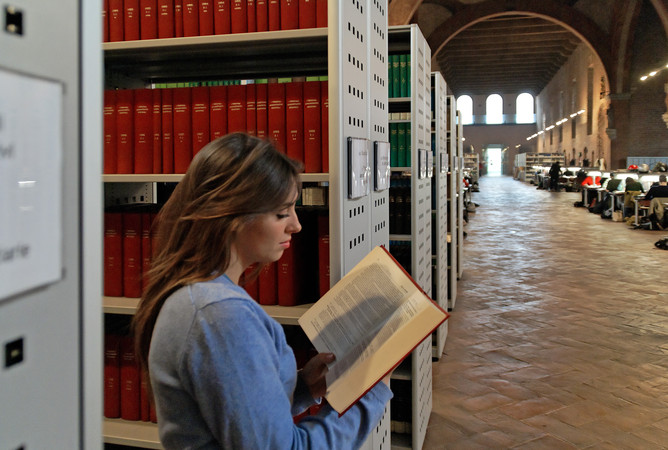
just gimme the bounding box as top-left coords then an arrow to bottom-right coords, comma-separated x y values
447,96 -> 458,309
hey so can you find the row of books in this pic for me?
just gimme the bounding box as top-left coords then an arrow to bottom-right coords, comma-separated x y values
389,184 -> 412,236
389,241 -> 412,275
103,79 -> 329,175
103,0 -> 328,42
389,122 -> 412,167
388,54 -> 411,99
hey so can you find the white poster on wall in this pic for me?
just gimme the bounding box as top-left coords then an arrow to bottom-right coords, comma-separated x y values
0,68 -> 63,302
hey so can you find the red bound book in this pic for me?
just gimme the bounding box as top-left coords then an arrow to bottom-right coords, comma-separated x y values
258,262 -> 277,305
256,0 -> 268,31
140,366 -> 151,421
268,0 -> 280,30
191,86 -> 210,156
285,81 -> 304,163
123,211 -> 143,298
255,83 -> 268,139
247,0 -> 256,32
161,88 -> 174,173
103,90 -> 118,174
152,89 -> 162,174
183,1 -> 199,36
103,0 -> 110,42
141,211 -> 152,294
157,0 -> 174,38
109,0 -> 124,41
230,0 -> 247,33
303,81 -> 321,172
140,0 -> 157,39
174,0 -> 184,36
315,0 -> 326,28
150,212 -> 159,258
116,89 -> 134,174
299,0 -> 315,28
124,0 -> 140,40
317,213 -> 330,297
199,0 -> 214,35
227,84 -> 247,133
104,211 -> 124,297
104,333 -> 122,418
246,84 -> 257,136
321,80 -> 329,172
277,237 -> 300,306
267,82 -> 286,152
214,0 -> 230,34
242,264 -> 259,300
209,85 -> 228,140
281,0 -> 298,30
120,335 -> 140,421
173,87 -> 193,173
133,89 -> 153,174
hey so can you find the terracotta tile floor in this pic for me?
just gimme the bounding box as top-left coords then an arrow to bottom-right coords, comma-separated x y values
424,175 -> 668,449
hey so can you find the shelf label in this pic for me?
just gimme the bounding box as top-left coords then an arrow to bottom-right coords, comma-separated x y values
347,137 -> 370,199
0,68 -> 63,302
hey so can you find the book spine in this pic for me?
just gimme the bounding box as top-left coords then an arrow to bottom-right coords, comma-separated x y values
174,0 -> 184,37
161,88 -> 174,173
120,335 -> 140,421
299,0 -> 316,28
109,0 -> 124,41
209,84 -> 228,140
302,80 -> 321,172
227,84 -> 247,133
247,0 -> 256,32
140,0 -> 158,39
104,333 -> 122,418
390,122 -> 398,167
141,211 -> 153,294
268,0 -> 280,31
320,79 -> 328,172
258,262 -> 277,305
255,82 -> 268,139
103,0 -> 110,42
133,89 -> 153,174
152,89 -> 163,174
182,0 -> 199,36
399,54 -> 408,98
213,0 -> 231,34
281,0 -> 299,30
245,83 -> 257,136
315,0 -> 327,28
124,0 -> 140,41
242,265 -> 260,300
104,211 -> 124,297
157,0 -> 174,38
277,243 -> 297,306
123,211 -> 143,298
116,89 -> 134,174
199,0 -> 214,35
317,213 -> 330,297
256,0 -> 268,31
139,366 -> 151,421
173,87 -> 193,173
191,85 -> 211,156
230,0 -> 247,33
267,82 -> 286,153
103,90 -> 118,174
285,81 -> 304,163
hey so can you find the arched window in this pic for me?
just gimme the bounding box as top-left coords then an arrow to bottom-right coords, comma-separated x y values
456,95 -> 473,125
486,94 -> 503,124
516,93 -> 535,124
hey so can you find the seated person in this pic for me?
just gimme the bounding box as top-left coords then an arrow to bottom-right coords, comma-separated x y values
645,175 -> 668,229
644,174 -> 668,201
623,177 -> 645,218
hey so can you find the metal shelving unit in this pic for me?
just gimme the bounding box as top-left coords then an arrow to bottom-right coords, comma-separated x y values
446,96 -> 458,310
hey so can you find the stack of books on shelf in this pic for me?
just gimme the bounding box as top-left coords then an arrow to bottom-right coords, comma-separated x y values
388,53 -> 410,98
103,0 -> 328,42
389,113 -> 411,167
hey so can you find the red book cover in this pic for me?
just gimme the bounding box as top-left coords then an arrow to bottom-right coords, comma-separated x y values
230,0 -> 247,33
104,333 -> 122,418
199,0 -> 214,35
104,211 -> 124,297
303,81 -> 321,172
256,0 -> 268,31
277,237 -> 301,306
140,0 -> 157,39
214,0 -> 230,34
123,211 -> 143,298
281,0 -> 298,30
157,0 -> 174,38
173,87 -> 193,173
255,83 -> 268,139
191,86 -> 210,156
299,0 -> 315,28
285,81 -> 304,163
141,211 -> 152,294
109,0 -> 124,42
317,213 -> 330,297
247,0 -> 256,32
321,80 -> 329,172
150,399 -> 157,423
116,89 -> 134,174
258,262 -> 277,305
139,366 -> 151,421
183,1 -> 199,36
103,90 -> 118,174
120,335 -> 140,421
209,85 -> 228,140
152,89 -> 162,174
103,0 -> 110,42
124,0 -> 140,41
268,0 -> 280,31
315,0 -> 326,28
227,84 -> 247,133
133,89 -> 153,174
246,84 -> 257,136
242,264 -> 259,300
161,88 -> 174,173
267,82 -> 286,152
174,0 -> 184,36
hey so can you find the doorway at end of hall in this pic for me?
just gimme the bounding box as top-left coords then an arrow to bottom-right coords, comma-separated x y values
484,145 -> 503,176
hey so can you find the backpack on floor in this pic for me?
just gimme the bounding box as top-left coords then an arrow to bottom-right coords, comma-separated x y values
654,237 -> 668,250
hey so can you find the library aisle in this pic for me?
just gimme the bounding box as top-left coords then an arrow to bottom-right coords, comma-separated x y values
425,175 -> 668,449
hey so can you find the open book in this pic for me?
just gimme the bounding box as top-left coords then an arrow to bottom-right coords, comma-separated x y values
298,246 -> 449,415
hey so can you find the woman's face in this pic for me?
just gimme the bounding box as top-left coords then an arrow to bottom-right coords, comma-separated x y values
234,191 -> 302,268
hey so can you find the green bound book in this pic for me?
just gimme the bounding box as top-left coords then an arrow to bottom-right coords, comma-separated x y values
406,123 -> 411,167
390,123 -> 398,167
399,54 -> 408,98
392,55 -> 401,98
397,123 -> 406,167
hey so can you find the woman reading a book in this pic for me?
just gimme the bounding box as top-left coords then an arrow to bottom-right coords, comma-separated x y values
133,133 -> 392,449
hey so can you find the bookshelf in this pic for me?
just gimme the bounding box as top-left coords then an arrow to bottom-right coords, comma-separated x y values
446,96 -> 458,310
102,2 -> 391,449
455,110 -> 465,280
430,72 -> 449,360
388,24 -> 433,450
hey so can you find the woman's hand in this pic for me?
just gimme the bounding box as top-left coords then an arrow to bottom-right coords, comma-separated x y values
299,352 -> 335,399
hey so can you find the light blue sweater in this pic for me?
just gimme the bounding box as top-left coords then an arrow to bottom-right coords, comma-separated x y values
149,274 -> 393,449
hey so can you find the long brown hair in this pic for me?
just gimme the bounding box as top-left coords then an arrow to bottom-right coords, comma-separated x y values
133,133 -> 302,373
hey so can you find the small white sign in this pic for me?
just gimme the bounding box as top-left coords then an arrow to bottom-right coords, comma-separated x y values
418,149 -> 428,179
374,141 -> 390,192
427,151 -> 434,178
348,137 -> 370,199
0,68 -> 63,301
